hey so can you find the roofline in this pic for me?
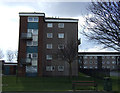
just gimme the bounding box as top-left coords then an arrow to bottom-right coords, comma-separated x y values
78,52 -> 120,56
19,12 -> 45,17
19,12 -> 78,23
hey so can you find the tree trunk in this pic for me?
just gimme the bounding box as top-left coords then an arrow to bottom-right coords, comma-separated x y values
69,62 -> 72,80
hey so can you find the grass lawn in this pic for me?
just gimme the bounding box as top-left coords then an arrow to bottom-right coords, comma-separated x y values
2,73 -> 120,92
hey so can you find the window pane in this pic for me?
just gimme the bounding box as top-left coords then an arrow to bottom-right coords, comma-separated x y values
27,41 -> 32,46
46,55 -> 52,60
33,29 -> 38,35
32,59 -> 37,66
58,33 -> 64,38
33,36 -> 38,41
32,53 -> 38,58
58,23 -> 64,28
46,44 -> 52,49
33,41 -> 38,46
47,33 -> 53,38
28,17 -> 33,22
47,23 -> 53,28
34,17 -> 39,22
58,66 -> 64,71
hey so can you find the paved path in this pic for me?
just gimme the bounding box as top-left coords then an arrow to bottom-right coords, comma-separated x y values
1,91 -> 113,93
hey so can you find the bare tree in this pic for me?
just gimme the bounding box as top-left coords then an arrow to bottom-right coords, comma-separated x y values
6,50 -> 14,62
0,49 -> 4,59
81,1 -> 120,51
56,39 -> 78,78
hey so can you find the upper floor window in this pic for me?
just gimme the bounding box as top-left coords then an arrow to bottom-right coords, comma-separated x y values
47,33 -> 53,38
27,41 -> 38,46
46,44 -> 52,49
28,17 -> 39,22
27,53 -> 38,58
46,55 -> 52,60
58,23 -> 64,28
58,33 -> 64,38
47,23 -> 53,28
27,29 -> 38,35
58,66 -> 64,71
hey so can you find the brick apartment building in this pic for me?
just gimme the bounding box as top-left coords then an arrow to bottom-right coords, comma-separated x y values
78,52 -> 120,70
18,12 -> 78,77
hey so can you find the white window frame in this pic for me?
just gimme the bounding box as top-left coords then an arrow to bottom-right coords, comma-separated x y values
33,36 -> 38,41
47,33 -> 53,38
46,55 -> 52,60
46,44 -> 52,49
112,61 -> 116,64
46,66 -> 55,71
27,29 -> 38,35
27,53 -> 38,59
58,33 -> 64,38
58,66 -> 64,71
28,17 -> 39,22
47,23 -> 53,28
58,23 -> 64,28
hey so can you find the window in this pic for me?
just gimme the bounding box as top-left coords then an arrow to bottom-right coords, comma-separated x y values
46,55 -> 52,60
33,41 -> 38,46
32,53 -> 38,58
33,36 -> 38,41
102,56 -> 105,59
112,61 -> 116,64
89,67 -> 93,69
28,17 -> 39,22
58,66 -> 64,71
58,44 -> 64,49
102,61 -> 105,64
84,56 -> 88,59
89,61 -> 93,64
46,66 -> 55,71
47,23 -> 53,28
27,41 -> 38,46
47,33 -> 53,38
27,53 -> 32,58
46,44 -> 52,49
58,23 -> 64,28
58,33 -> 64,38
112,57 -> 115,59
89,56 -> 93,59
94,56 -> 97,59
27,29 -> 38,35
32,59 -> 37,66
95,66 -> 98,69
27,41 -> 33,46
27,53 -> 38,58
84,66 -> 88,69
84,61 -> 87,64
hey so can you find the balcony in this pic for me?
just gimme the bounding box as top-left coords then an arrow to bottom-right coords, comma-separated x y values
20,58 -> 32,65
21,33 -> 32,40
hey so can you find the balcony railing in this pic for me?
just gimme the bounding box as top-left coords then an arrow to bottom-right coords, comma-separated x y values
20,58 -> 32,65
21,33 -> 32,40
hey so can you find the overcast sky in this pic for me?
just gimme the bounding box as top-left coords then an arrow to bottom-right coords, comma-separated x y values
0,0 -> 115,60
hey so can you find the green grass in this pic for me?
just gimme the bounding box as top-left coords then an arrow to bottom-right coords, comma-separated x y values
2,73 -> 120,92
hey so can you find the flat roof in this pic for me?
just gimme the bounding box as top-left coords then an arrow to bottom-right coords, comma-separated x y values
19,12 -> 78,23
78,52 -> 120,56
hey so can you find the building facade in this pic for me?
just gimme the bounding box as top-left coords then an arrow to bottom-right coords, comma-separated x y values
78,52 -> 120,70
18,12 -> 78,76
